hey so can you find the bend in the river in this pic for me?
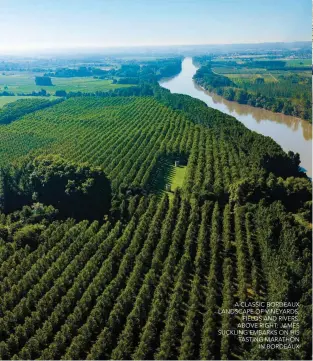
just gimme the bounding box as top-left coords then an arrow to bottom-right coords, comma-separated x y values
160,57 -> 312,177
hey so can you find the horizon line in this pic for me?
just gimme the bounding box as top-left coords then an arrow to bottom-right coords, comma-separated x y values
0,40 -> 310,55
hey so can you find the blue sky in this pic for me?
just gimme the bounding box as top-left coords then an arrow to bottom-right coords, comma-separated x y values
0,0 -> 311,51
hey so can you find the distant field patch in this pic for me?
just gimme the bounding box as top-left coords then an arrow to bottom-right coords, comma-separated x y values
0,96 -> 56,107
0,96 -> 37,107
0,72 -> 133,95
284,59 -> 311,67
227,73 -> 276,82
213,66 -> 267,75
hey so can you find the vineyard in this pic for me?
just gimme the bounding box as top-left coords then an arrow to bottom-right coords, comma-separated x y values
0,85 -> 311,360
0,96 -> 263,193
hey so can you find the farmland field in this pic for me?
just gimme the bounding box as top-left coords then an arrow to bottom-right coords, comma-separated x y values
0,96 -> 44,107
0,72 -> 132,95
284,58 -> 311,67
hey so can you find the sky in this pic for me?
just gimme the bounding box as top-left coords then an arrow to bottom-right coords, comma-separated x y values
0,0 -> 311,52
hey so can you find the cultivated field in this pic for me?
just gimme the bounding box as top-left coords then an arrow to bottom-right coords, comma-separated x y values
0,72 -> 132,95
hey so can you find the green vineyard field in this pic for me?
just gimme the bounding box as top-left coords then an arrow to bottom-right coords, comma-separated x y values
0,87 -> 311,360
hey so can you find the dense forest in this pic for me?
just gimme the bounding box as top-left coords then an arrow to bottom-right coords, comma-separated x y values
35,77 -> 53,86
193,57 -> 312,123
0,58 -> 311,360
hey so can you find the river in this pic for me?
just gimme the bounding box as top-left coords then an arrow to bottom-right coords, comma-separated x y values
159,57 -> 312,177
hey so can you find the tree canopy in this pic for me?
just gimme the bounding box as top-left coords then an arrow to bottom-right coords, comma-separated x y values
1,155 -> 111,220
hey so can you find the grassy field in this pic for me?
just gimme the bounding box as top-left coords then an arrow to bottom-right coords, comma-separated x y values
165,165 -> 187,199
0,96 -> 51,107
169,165 -> 187,190
212,66 -> 267,75
284,58 -> 311,67
226,73 -> 278,83
148,156 -> 188,197
0,72 -> 132,95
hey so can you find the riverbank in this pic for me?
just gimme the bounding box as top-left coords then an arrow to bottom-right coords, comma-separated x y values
197,83 -> 308,124
195,83 -> 312,141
